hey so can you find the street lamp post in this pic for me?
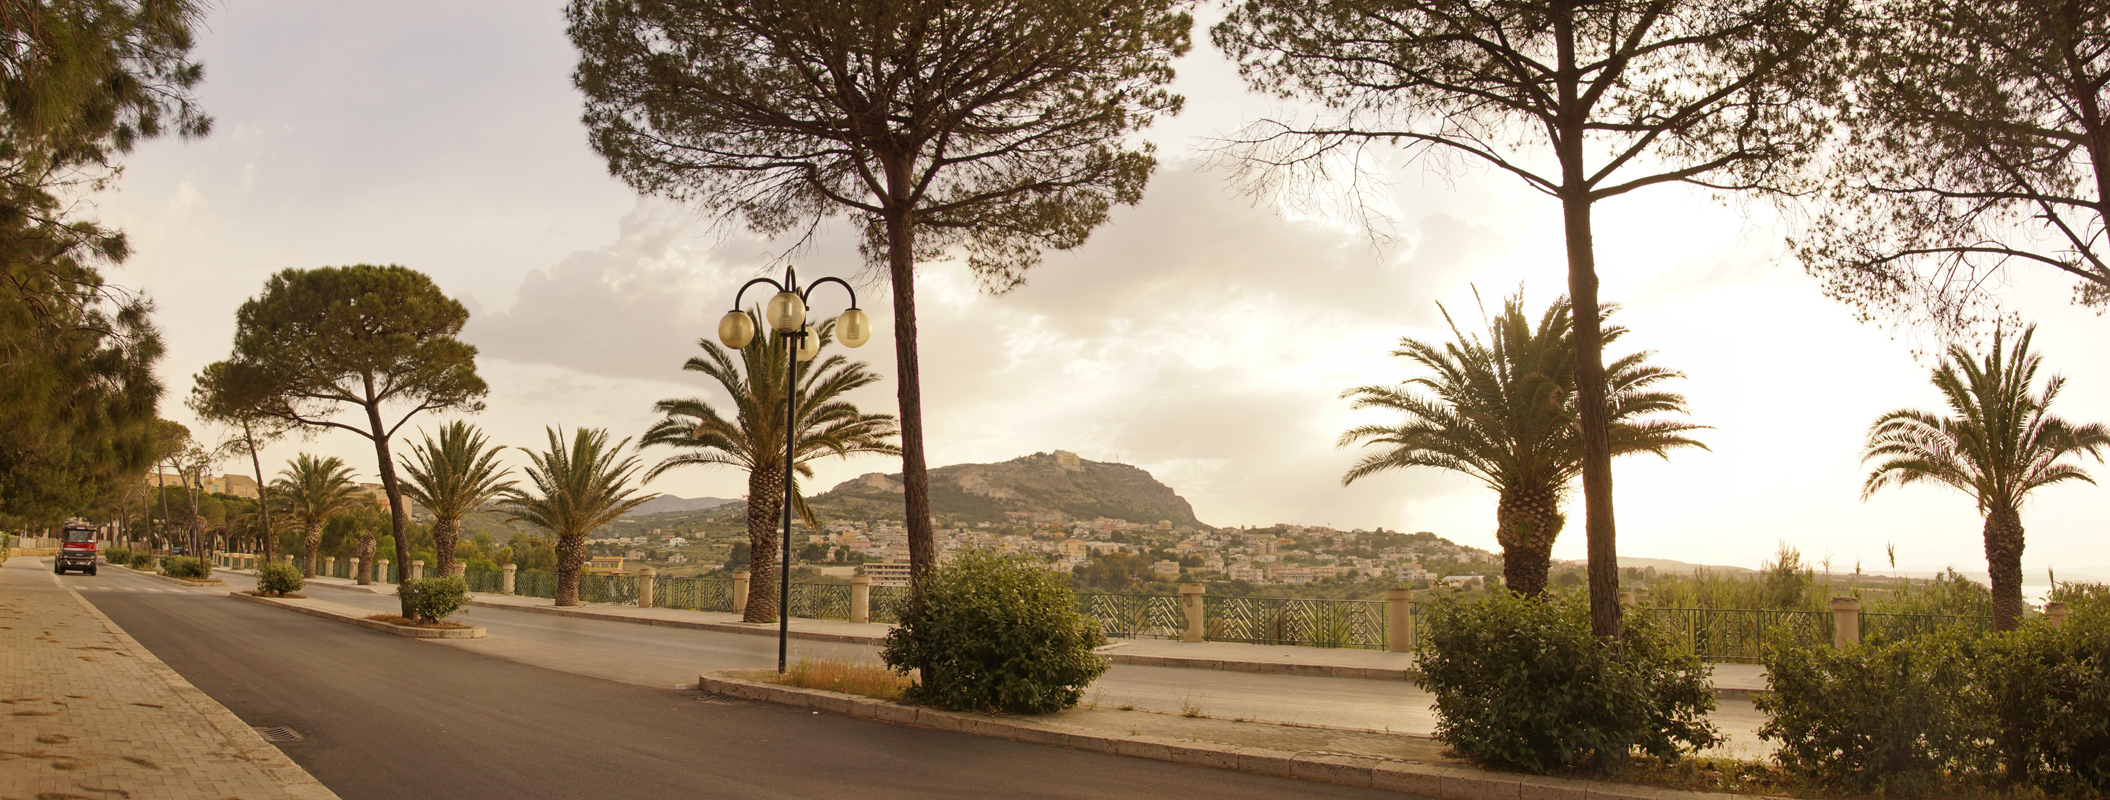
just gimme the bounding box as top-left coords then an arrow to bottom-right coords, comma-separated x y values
717,265 -> 873,673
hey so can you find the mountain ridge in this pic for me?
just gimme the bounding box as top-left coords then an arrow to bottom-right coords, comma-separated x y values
811,450 -> 1208,528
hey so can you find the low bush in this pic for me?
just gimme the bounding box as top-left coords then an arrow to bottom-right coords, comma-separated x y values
398,576 -> 468,622
130,551 -> 153,569
256,562 -> 304,596
881,548 -> 1109,714
160,556 -> 211,579
1413,589 -> 1719,774
1757,627 -> 1987,795
103,547 -> 131,565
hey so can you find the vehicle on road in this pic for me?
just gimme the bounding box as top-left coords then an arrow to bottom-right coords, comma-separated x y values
55,523 -> 98,576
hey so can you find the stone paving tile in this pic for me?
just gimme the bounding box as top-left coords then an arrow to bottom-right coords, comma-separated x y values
0,557 -> 339,800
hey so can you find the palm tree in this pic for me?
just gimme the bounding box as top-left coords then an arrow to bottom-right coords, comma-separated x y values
268,454 -> 364,578
502,427 -> 655,606
642,311 -> 899,623
1862,325 -> 2107,631
399,421 -> 515,577
1341,293 -> 1707,597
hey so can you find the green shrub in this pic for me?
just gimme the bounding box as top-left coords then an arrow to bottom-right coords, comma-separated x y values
398,576 -> 467,622
103,547 -> 131,564
1758,627 -> 1991,795
160,556 -> 211,579
1974,598 -> 2110,793
129,551 -> 153,569
256,562 -> 304,596
881,549 -> 1109,714
1413,590 -> 1720,773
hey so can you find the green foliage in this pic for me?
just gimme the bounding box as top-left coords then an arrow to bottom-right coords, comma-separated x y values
883,549 -> 1110,714
103,547 -> 131,564
1413,590 -> 1720,773
256,561 -> 303,596
398,420 -> 514,575
397,576 -> 468,622
500,427 -> 652,606
1759,629 -> 1987,794
1974,612 -> 2110,793
128,551 -> 151,569
159,555 -> 209,579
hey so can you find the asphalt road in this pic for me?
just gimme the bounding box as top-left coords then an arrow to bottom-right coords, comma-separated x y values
65,567 -> 1416,800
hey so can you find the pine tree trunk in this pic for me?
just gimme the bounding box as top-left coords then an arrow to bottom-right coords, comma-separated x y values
556,533 -> 585,606
884,204 -> 936,588
361,397 -> 415,575
245,422 -> 274,562
433,516 -> 460,577
1497,487 -> 1565,597
1983,506 -> 2025,632
301,521 -> 321,577
1554,6 -> 1622,641
745,461 -> 785,623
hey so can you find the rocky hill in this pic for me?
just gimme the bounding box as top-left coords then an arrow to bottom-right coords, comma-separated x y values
810,450 -> 1208,528
622,494 -> 737,517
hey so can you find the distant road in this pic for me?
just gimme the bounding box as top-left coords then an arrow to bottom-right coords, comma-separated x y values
69,568 -> 1412,800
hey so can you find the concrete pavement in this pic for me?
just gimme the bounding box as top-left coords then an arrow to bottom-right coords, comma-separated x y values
70,564 -> 1417,800
0,557 -> 337,800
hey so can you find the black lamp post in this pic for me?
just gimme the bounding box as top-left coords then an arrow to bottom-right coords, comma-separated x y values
717,266 -> 871,673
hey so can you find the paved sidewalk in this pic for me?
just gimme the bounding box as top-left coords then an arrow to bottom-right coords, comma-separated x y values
0,558 -> 338,800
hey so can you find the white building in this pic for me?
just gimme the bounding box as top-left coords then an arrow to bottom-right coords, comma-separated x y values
863,561 -> 913,588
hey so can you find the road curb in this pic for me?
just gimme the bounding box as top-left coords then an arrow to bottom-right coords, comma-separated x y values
58,571 -> 344,799
693,671 -> 1756,800
230,591 -> 487,639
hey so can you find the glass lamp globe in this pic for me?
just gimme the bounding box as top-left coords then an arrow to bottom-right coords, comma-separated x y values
765,291 -> 806,332
796,324 -> 820,362
836,308 -> 871,348
717,311 -> 755,349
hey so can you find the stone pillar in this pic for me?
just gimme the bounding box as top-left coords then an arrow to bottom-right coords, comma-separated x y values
410,560 -> 424,581
1178,583 -> 1206,643
636,567 -> 656,609
850,576 -> 872,624
449,562 -> 466,578
502,564 -> 517,595
348,558 -> 360,581
1385,587 -> 1413,653
378,559 -> 391,584
732,570 -> 751,615
324,556 -> 336,577
2046,601 -> 2070,628
1831,596 -> 1862,649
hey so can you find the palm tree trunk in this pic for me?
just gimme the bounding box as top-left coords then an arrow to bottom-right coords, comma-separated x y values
433,516 -> 460,577
745,462 -> 784,622
1497,488 -> 1565,597
556,533 -> 585,606
302,521 -> 321,577
1983,506 -> 2026,631
356,533 -> 375,584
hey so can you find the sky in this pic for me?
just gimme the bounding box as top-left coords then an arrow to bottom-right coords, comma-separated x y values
94,2 -> 2107,580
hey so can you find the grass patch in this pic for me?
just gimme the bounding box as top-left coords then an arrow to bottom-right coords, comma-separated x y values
363,614 -> 471,630
769,658 -> 913,702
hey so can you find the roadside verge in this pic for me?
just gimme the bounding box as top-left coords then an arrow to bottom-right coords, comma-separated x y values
695,670 -> 1740,800
229,592 -> 486,639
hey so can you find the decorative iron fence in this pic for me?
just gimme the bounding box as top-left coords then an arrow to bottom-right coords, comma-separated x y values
384,564 -> 400,584
658,577 -> 736,612
1862,611 -> 1993,643
464,569 -> 504,594
870,585 -> 911,624
1077,593 -> 1185,640
578,573 -> 637,605
1202,596 -> 1388,649
331,560 -> 350,580
514,570 -> 556,599
789,583 -> 852,620
1654,608 -> 1831,662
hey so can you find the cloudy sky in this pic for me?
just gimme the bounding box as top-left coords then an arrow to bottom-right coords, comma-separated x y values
97,2 -> 2106,580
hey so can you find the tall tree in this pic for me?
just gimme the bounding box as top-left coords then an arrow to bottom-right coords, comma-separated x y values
642,312 -> 900,622
568,0 -> 1190,583
1861,325 -> 2107,631
398,421 -> 515,577
502,428 -> 655,607
268,454 -> 364,578
0,0 -> 208,526
1801,0 -> 2110,330
1213,0 -> 1848,637
1341,294 -> 1706,596
189,367 -> 297,561
193,265 -> 488,584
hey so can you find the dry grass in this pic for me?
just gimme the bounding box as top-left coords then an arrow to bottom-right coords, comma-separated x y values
770,658 -> 913,702
242,590 -> 306,599
362,614 -> 471,630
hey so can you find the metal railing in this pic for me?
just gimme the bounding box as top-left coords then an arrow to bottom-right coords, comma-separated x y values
578,573 -> 636,605
464,569 -> 504,594
870,584 -> 911,624
1202,595 -> 1389,649
788,583 -> 852,620
1655,608 -> 1832,663
657,577 -> 736,612
1862,611 -> 1993,642
1077,593 -> 1185,640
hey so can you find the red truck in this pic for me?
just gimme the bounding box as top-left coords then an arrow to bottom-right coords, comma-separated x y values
55,523 -> 98,576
